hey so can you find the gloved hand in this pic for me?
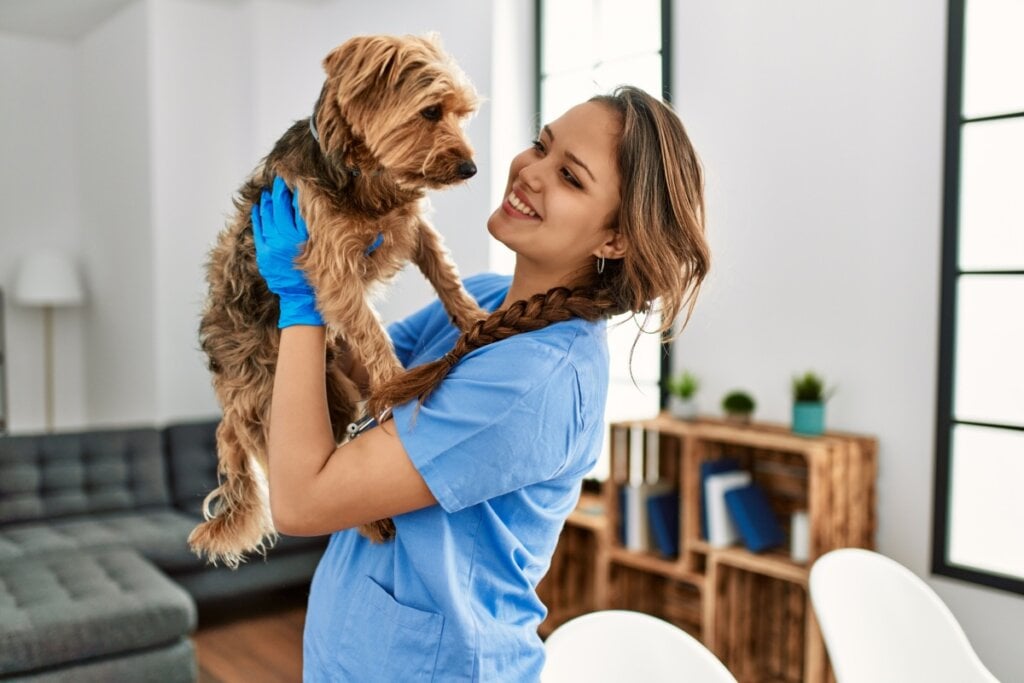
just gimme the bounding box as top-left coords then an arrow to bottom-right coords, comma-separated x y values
252,176 -> 325,328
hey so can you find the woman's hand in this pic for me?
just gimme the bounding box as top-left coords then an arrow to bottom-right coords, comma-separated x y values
252,176 -> 324,328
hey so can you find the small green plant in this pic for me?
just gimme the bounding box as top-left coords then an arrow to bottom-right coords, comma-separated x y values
667,371 -> 700,399
721,390 -> 756,415
792,371 -> 838,403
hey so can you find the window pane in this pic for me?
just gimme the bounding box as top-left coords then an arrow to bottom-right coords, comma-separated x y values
608,312 -> 662,384
596,0 -> 661,61
542,0 -> 596,75
963,0 -> 1024,118
540,68 -> 604,126
958,117 -> 1024,270
948,424 -> 1024,579
954,275 -> 1024,428
593,53 -> 663,100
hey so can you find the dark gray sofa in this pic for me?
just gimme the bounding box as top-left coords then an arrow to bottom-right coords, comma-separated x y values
0,420 -> 328,681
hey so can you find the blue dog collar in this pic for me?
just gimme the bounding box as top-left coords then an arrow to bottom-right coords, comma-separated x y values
365,232 -> 384,256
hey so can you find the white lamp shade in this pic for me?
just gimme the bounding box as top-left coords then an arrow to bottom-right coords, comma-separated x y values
14,250 -> 86,307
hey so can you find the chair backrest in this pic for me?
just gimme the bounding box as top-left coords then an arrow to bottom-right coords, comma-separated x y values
809,548 -> 999,683
541,610 -> 738,683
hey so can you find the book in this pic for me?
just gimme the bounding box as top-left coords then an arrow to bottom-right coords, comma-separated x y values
724,484 -> 785,553
704,470 -> 752,547
700,458 -> 741,539
646,490 -> 680,557
620,481 -> 674,551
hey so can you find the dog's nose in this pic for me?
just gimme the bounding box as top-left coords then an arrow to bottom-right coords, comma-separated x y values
457,160 -> 477,179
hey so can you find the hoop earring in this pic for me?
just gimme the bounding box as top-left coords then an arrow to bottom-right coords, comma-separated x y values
597,256 -> 606,274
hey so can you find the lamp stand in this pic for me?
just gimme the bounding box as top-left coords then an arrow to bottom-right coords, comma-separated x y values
43,305 -> 55,432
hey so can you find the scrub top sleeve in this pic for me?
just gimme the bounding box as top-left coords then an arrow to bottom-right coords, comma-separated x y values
391,349 -> 584,513
386,301 -> 443,369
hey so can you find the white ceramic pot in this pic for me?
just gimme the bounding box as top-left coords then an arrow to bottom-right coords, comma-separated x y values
669,396 -> 698,420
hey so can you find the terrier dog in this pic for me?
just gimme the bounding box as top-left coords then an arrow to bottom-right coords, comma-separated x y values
190,33 -> 485,568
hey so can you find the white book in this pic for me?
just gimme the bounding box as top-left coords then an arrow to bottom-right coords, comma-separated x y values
704,470 -> 752,548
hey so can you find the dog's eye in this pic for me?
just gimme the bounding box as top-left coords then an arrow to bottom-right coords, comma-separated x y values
421,105 -> 442,122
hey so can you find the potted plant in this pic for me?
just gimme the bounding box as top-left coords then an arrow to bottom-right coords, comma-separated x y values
791,371 -> 838,436
721,390 -> 755,425
667,370 -> 700,420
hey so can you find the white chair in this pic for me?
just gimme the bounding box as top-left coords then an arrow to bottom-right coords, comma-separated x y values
541,609 -> 738,682
809,548 -> 999,683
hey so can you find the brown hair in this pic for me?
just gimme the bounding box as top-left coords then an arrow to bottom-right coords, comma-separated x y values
368,85 -> 710,418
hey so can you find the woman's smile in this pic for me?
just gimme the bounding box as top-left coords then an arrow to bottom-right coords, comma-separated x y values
502,189 -> 541,219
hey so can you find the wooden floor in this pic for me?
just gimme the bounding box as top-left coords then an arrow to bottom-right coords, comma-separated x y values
193,587 -> 308,683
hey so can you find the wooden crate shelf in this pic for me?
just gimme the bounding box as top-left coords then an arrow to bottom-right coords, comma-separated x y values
693,541 -> 808,586
543,413 -> 877,683
608,546 -> 705,587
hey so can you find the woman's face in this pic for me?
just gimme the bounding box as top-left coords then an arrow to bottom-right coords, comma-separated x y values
487,101 -> 623,281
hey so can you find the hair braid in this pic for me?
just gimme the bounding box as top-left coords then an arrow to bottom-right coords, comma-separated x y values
367,285 -> 618,418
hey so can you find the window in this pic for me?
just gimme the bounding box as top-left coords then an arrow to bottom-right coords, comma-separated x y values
933,0 -> 1024,595
536,0 -> 672,479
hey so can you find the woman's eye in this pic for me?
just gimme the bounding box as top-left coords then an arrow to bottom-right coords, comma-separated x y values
531,139 -> 545,153
562,168 -> 583,189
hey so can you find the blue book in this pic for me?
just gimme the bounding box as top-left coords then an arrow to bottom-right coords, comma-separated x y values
618,487 -> 627,546
724,484 -> 785,553
700,458 -> 740,539
646,490 -> 680,557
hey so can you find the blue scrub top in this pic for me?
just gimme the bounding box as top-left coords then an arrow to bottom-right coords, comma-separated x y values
303,273 -> 609,682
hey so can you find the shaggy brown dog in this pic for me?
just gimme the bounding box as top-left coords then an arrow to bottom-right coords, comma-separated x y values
190,34 -> 485,568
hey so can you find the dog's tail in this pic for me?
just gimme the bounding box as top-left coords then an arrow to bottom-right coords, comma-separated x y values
188,418 -> 276,569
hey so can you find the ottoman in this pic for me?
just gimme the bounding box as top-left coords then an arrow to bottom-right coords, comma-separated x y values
0,549 -> 197,682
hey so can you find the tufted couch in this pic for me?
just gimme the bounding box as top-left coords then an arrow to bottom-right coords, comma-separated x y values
0,420 -> 328,682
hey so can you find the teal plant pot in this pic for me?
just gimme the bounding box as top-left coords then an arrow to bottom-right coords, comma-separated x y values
792,401 -> 825,436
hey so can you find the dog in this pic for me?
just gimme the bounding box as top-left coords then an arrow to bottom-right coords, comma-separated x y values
190,33 -> 485,568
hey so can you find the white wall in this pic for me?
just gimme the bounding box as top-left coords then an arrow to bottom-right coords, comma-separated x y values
75,0 -> 156,428
148,0 -> 253,423
0,31 -> 86,432
671,1 -> 1023,680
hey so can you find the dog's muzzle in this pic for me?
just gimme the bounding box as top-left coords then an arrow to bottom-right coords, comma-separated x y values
456,160 -> 477,179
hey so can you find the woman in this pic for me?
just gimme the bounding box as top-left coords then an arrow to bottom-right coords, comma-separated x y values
253,86 -> 710,681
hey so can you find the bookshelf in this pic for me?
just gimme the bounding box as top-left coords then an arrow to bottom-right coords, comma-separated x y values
537,414 -> 878,683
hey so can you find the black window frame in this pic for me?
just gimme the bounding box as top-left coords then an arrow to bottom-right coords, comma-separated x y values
534,0 -> 675,411
931,0 -> 1024,596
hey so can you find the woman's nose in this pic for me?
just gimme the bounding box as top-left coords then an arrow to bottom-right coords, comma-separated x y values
517,160 -> 542,192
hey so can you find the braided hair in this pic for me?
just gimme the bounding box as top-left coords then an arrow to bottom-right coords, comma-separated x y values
367,286 -> 622,418
359,85 -> 710,543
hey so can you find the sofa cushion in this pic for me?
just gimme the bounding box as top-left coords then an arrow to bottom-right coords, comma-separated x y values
0,510 -> 201,572
163,419 -> 222,517
0,428 -> 170,526
0,549 -> 196,676
0,509 -> 327,574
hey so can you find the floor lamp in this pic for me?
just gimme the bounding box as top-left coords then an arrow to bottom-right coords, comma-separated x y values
14,250 -> 85,432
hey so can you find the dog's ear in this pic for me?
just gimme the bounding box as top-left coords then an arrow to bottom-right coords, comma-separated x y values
323,35 -> 399,102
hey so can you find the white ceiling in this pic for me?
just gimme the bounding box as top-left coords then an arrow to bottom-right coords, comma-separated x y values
0,0 -> 138,41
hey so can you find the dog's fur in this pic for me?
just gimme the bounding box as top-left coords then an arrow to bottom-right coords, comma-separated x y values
190,34 -> 485,568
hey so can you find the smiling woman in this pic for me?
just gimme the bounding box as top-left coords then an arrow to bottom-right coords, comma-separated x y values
248,84 -> 708,682
487,101 -> 625,301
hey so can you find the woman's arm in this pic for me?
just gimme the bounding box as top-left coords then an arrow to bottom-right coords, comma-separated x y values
267,325 -> 437,536
252,177 -> 437,536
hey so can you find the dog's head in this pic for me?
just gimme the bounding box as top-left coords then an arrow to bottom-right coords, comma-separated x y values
315,33 -> 479,190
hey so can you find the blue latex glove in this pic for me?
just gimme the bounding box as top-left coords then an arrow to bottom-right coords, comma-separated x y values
252,176 -> 324,328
